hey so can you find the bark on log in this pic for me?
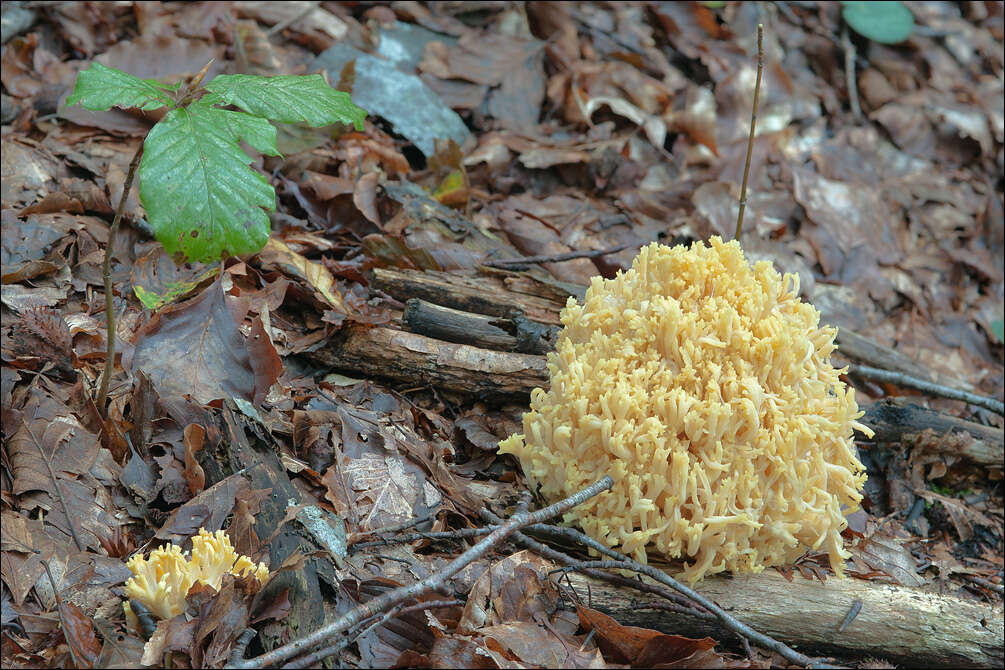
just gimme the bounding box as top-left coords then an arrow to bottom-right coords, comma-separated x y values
564,569 -> 1003,668
403,298 -> 558,354
862,400 -> 1003,469
369,267 -> 564,325
308,325 -> 547,399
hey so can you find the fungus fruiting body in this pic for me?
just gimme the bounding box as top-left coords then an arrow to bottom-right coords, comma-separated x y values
499,237 -> 873,583
123,528 -> 269,627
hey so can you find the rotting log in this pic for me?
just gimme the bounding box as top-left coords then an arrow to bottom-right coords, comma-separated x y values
308,325 -> 547,399
369,267 -> 564,324
861,400 -> 1003,469
564,569 -> 1003,668
403,298 -> 558,355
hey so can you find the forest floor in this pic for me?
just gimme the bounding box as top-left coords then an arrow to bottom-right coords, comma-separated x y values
1,2 -> 1002,668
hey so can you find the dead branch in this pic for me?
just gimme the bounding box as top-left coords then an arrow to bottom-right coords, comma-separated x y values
480,243 -> 630,269
562,568 -> 1003,669
228,476 -> 614,669
861,399 -> 1003,468
307,325 -> 547,399
403,298 -> 556,354
851,365 -> 1003,415
831,327 -> 934,380
369,267 -> 563,324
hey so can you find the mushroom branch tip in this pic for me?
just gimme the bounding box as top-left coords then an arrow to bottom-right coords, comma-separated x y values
499,236 -> 873,584
123,528 -> 270,628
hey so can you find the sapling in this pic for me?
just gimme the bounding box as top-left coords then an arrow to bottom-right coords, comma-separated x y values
65,60 -> 366,413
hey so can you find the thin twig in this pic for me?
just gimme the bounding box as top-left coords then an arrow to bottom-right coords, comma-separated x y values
482,510 -> 835,669
351,514 -> 434,541
285,599 -> 463,668
265,1 -> 320,36
841,25 -> 862,121
350,527 -> 488,551
633,598 -> 716,620
849,364 -> 1004,415
516,520 -> 711,616
734,23 -> 764,241
482,244 -> 630,269
966,575 -> 1004,595
96,143 -> 143,415
227,476 -> 613,669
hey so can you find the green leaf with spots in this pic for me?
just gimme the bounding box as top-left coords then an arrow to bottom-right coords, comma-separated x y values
65,62 -> 176,112
203,74 -> 366,129
138,102 -> 281,262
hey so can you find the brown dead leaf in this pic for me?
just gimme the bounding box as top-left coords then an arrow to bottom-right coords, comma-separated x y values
129,279 -> 257,405
58,600 -> 101,669
0,512 -> 53,606
849,527 -> 925,587
577,604 -> 722,668
195,578 -> 250,668
228,488 -> 271,560
7,387 -> 119,551
130,246 -> 218,310
257,237 -> 348,313
428,635 -> 499,669
182,424 -> 206,496
479,621 -> 606,669
459,550 -> 560,633
246,314 -> 282,406
1,212 -> 76,282
155,473 -> 251,544
1,35 -> 42,98
141,616 -> 197,667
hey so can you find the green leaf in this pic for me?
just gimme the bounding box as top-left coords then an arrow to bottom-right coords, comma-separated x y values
203,74 -> 366,129
139,102 -> 281,263
842,1 -> 914,44
992,319 -> 1005,343
66,62 -> 175,112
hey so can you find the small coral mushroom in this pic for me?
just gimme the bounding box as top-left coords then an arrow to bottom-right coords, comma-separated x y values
499,237 -> 873,583
123,528 -> 269,626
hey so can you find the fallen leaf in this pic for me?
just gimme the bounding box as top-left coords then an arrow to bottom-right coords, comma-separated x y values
129,279 -> 257,405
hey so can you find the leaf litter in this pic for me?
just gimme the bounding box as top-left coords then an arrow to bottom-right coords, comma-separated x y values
1,1 -> 1002,668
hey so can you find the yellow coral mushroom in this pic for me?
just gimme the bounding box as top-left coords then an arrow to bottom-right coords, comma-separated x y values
189,528 -> 269,590
499,237 -> 873,583
123,528 -> 269,627
123,544 -> 194,621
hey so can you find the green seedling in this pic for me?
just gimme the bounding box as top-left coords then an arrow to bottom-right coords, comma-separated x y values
66,60 -> 366,412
